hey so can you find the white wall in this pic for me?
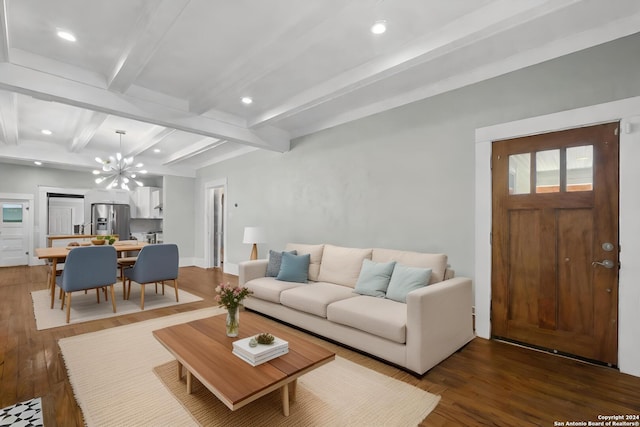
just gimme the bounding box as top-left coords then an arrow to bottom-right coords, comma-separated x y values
194,33 -> 640,376
162,175 -> 196,264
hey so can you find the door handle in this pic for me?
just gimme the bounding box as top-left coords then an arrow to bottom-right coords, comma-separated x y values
592,260 -> 615,269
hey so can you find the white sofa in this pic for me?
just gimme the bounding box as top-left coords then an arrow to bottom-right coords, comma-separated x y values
239,243 -> 474,375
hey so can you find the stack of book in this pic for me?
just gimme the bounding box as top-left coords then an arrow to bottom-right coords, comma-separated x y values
232,336 -> 289,366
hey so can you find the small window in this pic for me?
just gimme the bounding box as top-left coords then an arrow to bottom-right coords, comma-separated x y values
536,149 -> 560,193
2,204 -> 23,223
508,153 -> 530,195
567,145 -> 593,192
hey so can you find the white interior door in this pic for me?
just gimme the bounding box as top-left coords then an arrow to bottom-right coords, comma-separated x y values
0,201 -> 29,266
48,206 -> 73,235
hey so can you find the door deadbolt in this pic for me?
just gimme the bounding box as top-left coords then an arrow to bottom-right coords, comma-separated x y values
601,242 -> 615,252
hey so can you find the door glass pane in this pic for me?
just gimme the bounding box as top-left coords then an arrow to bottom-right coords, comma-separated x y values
2,204 -> 23,223
508,153 -> 530,195
566,145 -> 593,192
536,150 -> 560,193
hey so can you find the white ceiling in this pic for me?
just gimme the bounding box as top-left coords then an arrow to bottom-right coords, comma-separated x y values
0,0 -> 639,179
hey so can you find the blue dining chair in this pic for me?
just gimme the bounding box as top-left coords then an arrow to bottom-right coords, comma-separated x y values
123,243 -> 179,310
56,245 -> 118,323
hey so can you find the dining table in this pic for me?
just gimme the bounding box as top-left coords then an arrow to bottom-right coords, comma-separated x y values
35,241 -> 148,309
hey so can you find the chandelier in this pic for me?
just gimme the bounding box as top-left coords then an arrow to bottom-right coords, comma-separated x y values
93,130 -> 147,191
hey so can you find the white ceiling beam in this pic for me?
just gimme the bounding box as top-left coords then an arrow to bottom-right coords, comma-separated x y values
69,111 -> 108,152
0,91 -> 18,145
0,62 -> 290,152
0,140 -> 196,178
291,6 -> 640,139
163,137 -> 225,166
247,0 -> 580,128
0,0 -> 9,62
125,126 -> 175,157
189,0 -> 354,115
108,0 -> 190,93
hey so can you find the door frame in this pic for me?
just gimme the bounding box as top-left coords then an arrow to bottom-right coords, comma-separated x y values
475,96 -> 640,377
0,193 -> 34,266
203,178 -> 227,270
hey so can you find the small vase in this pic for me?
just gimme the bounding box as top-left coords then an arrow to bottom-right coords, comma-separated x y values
226,306 -> 240,337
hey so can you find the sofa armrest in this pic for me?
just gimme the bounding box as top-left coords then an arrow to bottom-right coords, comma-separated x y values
238,259 -> 269,286
405,276 -> 474,374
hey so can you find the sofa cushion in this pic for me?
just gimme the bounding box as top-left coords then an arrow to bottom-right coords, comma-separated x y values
285,243 -> 324,281
385,264 -> 432,303
280,282 -> 357,318
266,249 -> 297,277
317,245 -> 373,288
372,248 -> 447,284
245,277 -> 305,303
327,296 -> 407,344
276,252 -> 310,283
353,259 -> 396,297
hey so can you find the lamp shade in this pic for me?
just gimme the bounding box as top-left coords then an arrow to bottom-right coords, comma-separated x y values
243,226 -> 266,244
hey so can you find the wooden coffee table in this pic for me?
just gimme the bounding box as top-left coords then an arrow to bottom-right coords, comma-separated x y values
153,311 -> 335,416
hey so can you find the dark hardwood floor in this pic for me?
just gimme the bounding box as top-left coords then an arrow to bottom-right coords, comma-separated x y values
1,265 -> 638,426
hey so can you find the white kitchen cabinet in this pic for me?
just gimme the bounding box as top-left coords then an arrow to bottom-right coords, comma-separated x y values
132,187 -> 162,218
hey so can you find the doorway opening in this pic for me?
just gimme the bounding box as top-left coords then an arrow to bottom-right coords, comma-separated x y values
204,180 -> 226,271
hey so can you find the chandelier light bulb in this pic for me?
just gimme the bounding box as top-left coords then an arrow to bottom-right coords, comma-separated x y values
135,162 -> 144,168
135,181 -> 144,187
95,157 -> 103,163
140,170 -> 147,174
92,170 -> 100,175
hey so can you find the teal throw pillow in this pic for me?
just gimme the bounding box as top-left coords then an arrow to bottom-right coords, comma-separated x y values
276,252 -> 310,283
353,259 -> 396,297
266,249 -> 297,277
385,264 -> 432,303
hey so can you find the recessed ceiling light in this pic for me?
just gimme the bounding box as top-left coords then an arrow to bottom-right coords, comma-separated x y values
41,129 -> 52,135
241,97 -> 253,105
34,161 -> 42,166
371,20 -> 387,35
153,148 -> 161,153
57,30 -> 76,42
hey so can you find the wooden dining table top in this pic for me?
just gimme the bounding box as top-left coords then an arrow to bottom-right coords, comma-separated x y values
35,241 -> 148,259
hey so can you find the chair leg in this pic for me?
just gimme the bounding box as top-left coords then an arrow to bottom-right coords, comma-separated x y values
60,292 -> 65,310
140,284 -> 145,310
162,281 -> 165,295
65,292 -> 72,323
110,285 -> 117,313
155,282 -> 158,294
96,288 -> 100,303
173,279 -> 179,302
126,279 -> 131,300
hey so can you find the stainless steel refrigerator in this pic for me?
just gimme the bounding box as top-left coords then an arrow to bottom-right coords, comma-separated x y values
91,203 -> 130,239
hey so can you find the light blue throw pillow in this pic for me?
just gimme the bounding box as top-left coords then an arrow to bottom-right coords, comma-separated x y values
276,252 -> 310,283
385,264 -> 432,303
353,259 -> 396,297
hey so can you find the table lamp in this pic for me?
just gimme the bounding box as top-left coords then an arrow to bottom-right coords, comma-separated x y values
243,226 -> 266,260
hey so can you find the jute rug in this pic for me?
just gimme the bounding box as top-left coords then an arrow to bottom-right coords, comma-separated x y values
155,357 -> 439,426
31,282 -> 203,330
58,308 -> 440,427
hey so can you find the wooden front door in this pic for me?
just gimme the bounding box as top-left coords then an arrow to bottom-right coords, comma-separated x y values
491,123 -> 619,365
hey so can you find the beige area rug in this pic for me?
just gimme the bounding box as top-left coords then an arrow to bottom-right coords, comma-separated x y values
58,308 -> 440,427
31,282 -> 203,330
155,357 -> 439,427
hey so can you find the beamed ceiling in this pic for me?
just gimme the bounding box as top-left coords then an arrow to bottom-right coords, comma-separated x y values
0,0 -> 639,179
